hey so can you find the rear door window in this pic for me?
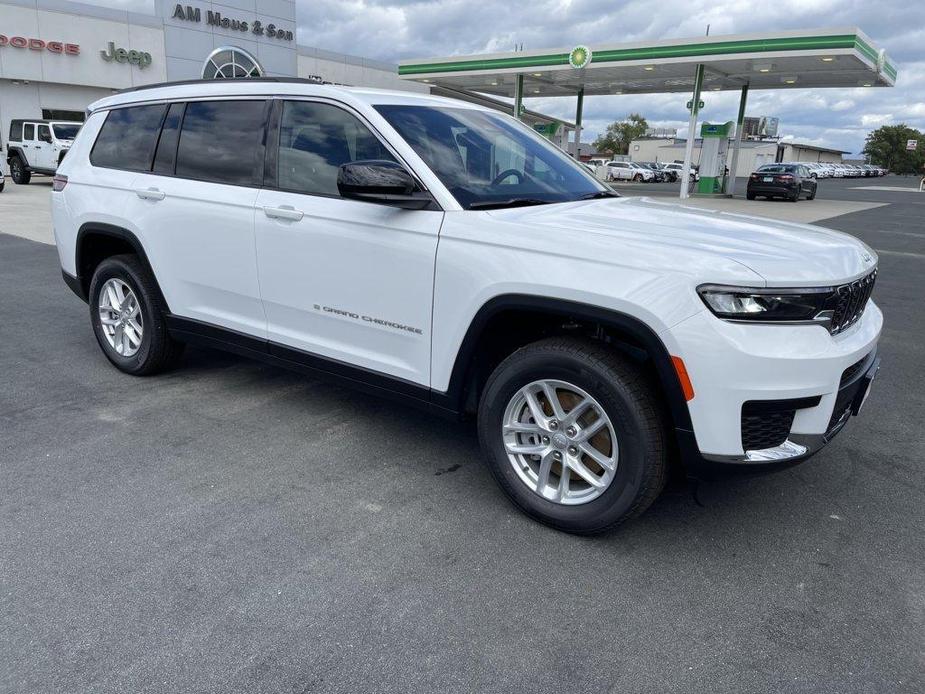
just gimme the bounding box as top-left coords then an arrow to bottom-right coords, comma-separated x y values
175,100 -> 267,186
24,124 -> 35,141
90,104 -> 168,171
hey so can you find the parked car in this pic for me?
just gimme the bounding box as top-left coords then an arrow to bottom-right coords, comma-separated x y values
747,163 -> 818,201
662,162 -> 699,181
0,141 -> 6,193
655,163 -> 679,182
638,162 -> 667,182
52,80 -> 882,534
604,160 -> 636,181
6,119 -> 82,184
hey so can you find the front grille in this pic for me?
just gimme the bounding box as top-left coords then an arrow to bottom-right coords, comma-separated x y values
741,409 -> 795,451
830,270 -> 877,335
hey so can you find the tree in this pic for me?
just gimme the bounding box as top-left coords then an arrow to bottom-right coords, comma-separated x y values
593,114 -> 648,156
861,124 -> 924,175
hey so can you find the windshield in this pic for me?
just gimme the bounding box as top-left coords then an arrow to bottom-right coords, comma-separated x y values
374,105 -> 605,209
52,123 -> 81,140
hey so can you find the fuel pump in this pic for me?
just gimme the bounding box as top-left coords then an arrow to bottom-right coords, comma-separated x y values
697,121 -> 733,194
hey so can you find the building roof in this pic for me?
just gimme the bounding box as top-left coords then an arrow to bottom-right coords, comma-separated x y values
399,28 -> 896,97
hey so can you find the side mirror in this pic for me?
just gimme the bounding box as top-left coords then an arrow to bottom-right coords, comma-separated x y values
337,160 -> 433,210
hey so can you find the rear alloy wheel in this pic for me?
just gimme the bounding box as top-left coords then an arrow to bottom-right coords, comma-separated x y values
10,156 -> 30,185
89,254 -> 184,375
478,337 -> 667,534
790,188 -> 800,202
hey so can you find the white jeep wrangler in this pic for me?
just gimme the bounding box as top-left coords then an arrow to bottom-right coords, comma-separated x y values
6,119 -> 82,184
51,80 -> 882,533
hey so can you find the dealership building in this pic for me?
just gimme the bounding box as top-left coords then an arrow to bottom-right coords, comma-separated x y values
0,0 -> 433,142
0,0 -> 576,151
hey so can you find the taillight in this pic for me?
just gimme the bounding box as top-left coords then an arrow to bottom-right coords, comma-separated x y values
750,174 -> 758,179
777,174 -> 793,180
52,174 -> 68,191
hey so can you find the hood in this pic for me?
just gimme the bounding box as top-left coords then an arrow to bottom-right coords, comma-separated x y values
487,197 -> 877,287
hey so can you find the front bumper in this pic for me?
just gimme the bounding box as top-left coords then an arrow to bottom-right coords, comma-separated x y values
666,301 -> 882,465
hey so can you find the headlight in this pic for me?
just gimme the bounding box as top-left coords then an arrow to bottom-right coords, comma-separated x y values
697,284 -> 835,324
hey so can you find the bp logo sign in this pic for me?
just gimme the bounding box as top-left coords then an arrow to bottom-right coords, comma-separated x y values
569,45 -> 592,69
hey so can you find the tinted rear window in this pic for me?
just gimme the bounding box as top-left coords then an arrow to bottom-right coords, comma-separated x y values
90,104 -> 167,171
10,122 -> 23,142
175,100 -> 266,186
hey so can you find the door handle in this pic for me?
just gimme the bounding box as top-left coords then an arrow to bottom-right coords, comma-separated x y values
135,187 -> 165,201
263,205 -> 304,222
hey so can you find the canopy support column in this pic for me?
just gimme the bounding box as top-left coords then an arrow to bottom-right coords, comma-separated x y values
726,84 -> 749,196
513,74 -> 524,120
573,87 -> 584,158
679,65 -> 704,199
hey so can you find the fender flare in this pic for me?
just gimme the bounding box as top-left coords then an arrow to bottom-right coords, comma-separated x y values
434,294 -> 694,433
6,146 -> 29,169
75,223 -> 167,309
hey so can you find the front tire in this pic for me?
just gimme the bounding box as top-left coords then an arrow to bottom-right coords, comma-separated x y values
477,337 -> 668,534
633,174 -> 643,182
88,254 -> 184,375
10,156 -> 30,185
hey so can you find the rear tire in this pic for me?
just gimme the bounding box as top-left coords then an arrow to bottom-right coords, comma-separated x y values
88,254 -> 184,376
477,337 -> 668,534
790,189 -> 800,202
746,192 -> 756,200
10,156 -> 30,185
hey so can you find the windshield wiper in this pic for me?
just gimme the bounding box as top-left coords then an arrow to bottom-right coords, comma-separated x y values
578,190 -> 620,200
468,198 -> 551,210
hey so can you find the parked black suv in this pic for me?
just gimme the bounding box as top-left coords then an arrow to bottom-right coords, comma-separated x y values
747,163 -> 817,202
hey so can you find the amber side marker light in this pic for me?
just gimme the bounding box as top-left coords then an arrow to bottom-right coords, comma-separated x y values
671,356 -> 695,401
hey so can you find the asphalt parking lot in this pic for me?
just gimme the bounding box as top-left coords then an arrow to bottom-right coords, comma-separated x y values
2,176 -> 924,693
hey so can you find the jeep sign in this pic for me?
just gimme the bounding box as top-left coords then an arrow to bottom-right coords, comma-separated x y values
100,42 -> 152,69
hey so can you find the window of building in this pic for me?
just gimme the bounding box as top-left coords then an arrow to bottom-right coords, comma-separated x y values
202,46 -> 263,79
90,104 -> 167,171
42,109 -> 85,122
175,100 -> 266,185
277,101 -> 396,196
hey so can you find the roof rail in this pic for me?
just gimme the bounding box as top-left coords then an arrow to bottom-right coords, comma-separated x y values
114,76 -> 328,95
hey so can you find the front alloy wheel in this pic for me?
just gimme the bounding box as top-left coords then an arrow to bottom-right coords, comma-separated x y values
477,337 -> 668,534
502,379 -> 617,505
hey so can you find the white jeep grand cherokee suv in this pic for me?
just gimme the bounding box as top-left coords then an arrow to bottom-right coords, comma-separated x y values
52,80 -> 882,533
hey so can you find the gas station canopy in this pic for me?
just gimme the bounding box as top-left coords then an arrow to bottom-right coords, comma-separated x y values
399,28 -> 895,199
398,28 -> 896,96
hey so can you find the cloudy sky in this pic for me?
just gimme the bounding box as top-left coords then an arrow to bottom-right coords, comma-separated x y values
91,0 -> 923,154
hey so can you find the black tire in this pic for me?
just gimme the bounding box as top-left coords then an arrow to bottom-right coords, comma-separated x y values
807,186 -> 816,200
88,254 -> 184,376
633,174 -> 643,182
10,156 -> 30,185
746,192 -> 756,200
477,337 -> 668,534
0,178 -> 4,193
790,188 -> 800,202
